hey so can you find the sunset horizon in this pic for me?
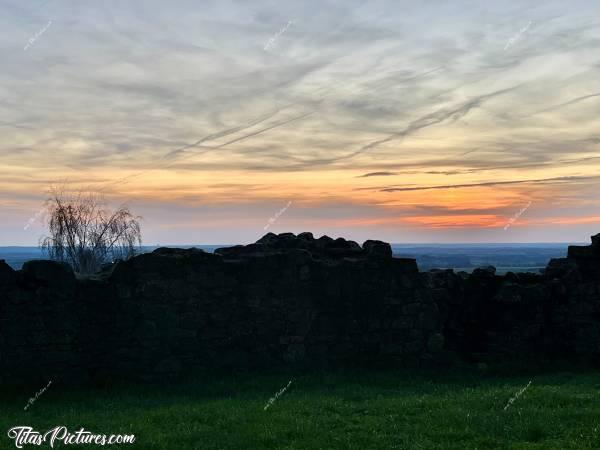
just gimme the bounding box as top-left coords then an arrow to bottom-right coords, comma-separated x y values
3,2 -> 600,448
2,0 -> 600,246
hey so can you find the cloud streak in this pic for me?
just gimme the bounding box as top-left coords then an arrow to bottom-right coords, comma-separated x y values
3,0 -> 600,244
379,175 -> 600,192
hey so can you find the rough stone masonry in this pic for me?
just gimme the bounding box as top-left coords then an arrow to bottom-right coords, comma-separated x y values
1,232 -> 599,385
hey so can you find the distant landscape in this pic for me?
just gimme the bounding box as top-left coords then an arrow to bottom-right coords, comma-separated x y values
0,243 -> 577,274
0,246 -> 226,271
391,243 -> 578,274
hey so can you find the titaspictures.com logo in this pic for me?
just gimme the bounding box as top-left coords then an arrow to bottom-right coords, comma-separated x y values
7,426 -> 135,448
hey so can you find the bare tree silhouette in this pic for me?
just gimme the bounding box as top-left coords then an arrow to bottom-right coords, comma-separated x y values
40,187 -> 142,274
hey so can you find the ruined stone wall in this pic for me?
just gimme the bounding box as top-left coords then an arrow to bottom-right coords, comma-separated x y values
1,232 -> 599,385
426,234 -> 600,362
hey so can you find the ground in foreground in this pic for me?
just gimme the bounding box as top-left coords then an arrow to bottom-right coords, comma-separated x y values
1,366 -> 599,449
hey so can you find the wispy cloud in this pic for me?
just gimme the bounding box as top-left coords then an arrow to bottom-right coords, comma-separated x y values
379,175 -> 600,192
3,0 -> 600,244
357,171 -> 397,178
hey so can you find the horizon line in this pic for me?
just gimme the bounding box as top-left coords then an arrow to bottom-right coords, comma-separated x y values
0,242 -> 587,248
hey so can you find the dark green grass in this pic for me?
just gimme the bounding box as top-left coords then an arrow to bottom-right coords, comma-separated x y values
1,366 -> 600,449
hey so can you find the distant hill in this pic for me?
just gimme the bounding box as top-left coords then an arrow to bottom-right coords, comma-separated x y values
1,243 -> 578,273
391,243 -> 577,274
0,246 -> 228,270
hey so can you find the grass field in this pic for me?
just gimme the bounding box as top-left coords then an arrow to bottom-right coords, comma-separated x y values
1,366 -> 599,449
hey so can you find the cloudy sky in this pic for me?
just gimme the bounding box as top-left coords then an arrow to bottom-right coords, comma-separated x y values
2,0 -> 600,245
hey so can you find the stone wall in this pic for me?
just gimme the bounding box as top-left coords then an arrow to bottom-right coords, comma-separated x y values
1,232 -> 600,385
428,235 -> 600,362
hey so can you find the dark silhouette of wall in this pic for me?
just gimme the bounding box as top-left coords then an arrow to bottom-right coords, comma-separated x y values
1,232 -> 599,385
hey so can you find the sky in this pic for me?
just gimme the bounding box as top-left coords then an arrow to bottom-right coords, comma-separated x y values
1,0 -> 600,245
